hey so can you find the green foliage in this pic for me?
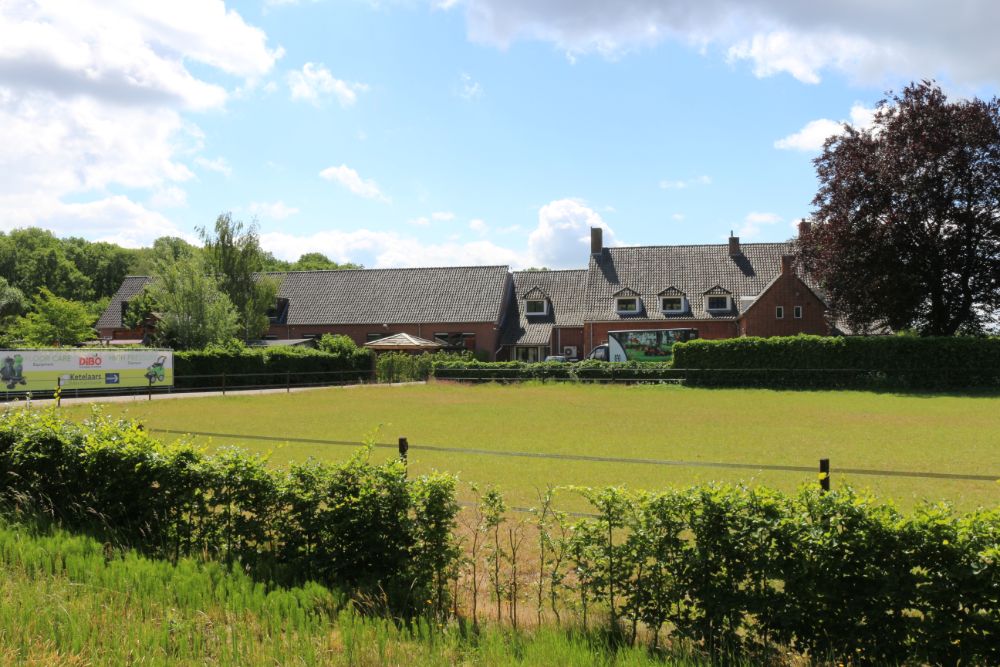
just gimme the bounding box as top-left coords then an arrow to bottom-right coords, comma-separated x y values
377,351 -> 473,383
672,334 -> 1000,390
432,359 -> 680,382
173,344 -> 373,388
148,254 -> 239,350
291,252 -> 363,271
199,213 -> 280,341
0,409 -> 460,617
315,333 -> 359,355
9,288 -> 96,346
0,276 -> 26,326
121,285 -> 160,330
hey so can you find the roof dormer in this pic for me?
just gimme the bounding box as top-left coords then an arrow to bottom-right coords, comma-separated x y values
657,286 -> 687,314
703,285 -> 733,312
522,286 -> 549,316
613,287 -> 642,315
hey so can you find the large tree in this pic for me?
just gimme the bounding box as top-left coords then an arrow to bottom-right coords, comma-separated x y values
199,214 -> 280,341
10,288 -> 96,346
148,254 -> 239,350
799,81 -> 1000,335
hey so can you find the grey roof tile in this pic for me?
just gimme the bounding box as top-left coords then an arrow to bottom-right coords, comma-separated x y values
501,270 -> 588,346
586,242 -> 796,321
97,276 -> 153,329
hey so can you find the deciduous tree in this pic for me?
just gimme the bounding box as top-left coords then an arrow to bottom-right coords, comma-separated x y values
148,255 -> 239,350
10,288 -> 96,346
799,81 -> 1000,335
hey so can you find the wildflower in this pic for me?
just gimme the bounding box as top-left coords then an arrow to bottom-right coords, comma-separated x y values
942,539 -> 949,546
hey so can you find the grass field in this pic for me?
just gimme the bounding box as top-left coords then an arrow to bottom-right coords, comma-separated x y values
57,382 -> 1000,511
0,521 -> 704,666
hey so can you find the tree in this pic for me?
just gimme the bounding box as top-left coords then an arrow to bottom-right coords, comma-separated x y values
199,214 -> 280,341
10,288 -> 96,346
799,81 -> 1000,335
291,252 -> 362,271
0,228 -> 91,301
0,277 -> 26,322
148,254 -> 239,350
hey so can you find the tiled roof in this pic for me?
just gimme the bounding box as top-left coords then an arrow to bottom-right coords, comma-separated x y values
501,270 -> 588,346
586,242 -> 796,321
273,265 -> 511,325
97,276 -> 153,329
364,332 -> 445,349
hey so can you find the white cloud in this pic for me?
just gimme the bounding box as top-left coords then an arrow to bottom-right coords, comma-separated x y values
0,1 -> 278,244
319,164 -> 390,202
458,72 -> 484,100
260,229 -> 521,268
469,218 -> 489,235
408,216 -> 431,226
432,210 -> 456,221
671,213 -> 685,221
248,200 -> 299,220
459,1 -> 1000,88
288,63 -> 368,107
774,103 -> 877,151
735,211 -> 782,240
659,175 -> 711,190
527,198 -> 616,269
194,156 -> 233,176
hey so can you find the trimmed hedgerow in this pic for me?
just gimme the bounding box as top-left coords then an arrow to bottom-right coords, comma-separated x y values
672,334 -> 1000,390
174,342 -> 373,389
431,359 -> 681,382
375,351 -> 473,383
0,408 -> 458,618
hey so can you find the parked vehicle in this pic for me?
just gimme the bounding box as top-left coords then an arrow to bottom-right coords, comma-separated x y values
543,355 -> 569,362
587,328 -> 699,362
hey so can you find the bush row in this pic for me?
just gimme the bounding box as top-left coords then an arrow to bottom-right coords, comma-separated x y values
0,408 -> 458,617
556,484 -> 1000,665
431,359 -> 681,382
174,336 -> 373,389
672,334 -> 1000,390
375,351 -> 473,383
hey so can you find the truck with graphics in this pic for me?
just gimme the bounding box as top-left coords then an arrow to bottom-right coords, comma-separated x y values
587,328 -> 698,362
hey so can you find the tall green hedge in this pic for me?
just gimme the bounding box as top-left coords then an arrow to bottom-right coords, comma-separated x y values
0,409 -> 458,617
174,344 -> 373,389
672,335 -> 1000,390
375,351 -> 473,383
432,359 -> 680,382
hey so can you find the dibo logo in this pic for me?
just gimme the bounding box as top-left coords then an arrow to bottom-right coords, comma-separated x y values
78,356 -> 103,367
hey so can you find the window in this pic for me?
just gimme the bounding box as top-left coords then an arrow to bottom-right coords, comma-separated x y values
616,297 -> 639,313
706,296 -> 729,311
435,332 -> 477,350
366,333 -> 389,342
794,306 -> 803,319
525,299 -> 547,315
661,297 -> 683,312
776,306 -> 784,319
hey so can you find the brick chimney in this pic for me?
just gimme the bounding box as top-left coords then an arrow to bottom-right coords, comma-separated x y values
780,254 -> 795,274
590,227 -> 603,256
728,231 -> 741,257
797,218 -> 812,236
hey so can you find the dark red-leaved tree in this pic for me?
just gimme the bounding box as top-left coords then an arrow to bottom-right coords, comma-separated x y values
798,81 -> 1000,335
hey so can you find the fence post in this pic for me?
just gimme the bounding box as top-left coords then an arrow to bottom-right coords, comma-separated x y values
148,376 -> 152,401
222,371 -> 226,396
819,458 -> 830,492
286,370 -> 291,393
398,437 -> 409,464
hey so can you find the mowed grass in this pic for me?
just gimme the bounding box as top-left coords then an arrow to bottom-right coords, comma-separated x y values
58,382 -> 1000,511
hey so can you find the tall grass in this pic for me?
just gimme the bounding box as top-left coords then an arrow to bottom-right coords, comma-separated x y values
0,521 -> 708,666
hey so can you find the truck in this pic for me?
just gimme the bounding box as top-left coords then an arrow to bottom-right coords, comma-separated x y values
587,328 -> 698,362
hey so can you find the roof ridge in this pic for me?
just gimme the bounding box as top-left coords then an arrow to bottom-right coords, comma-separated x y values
512,268 -> 587,274
268,264 -> 510,275
608,241 -> 792,251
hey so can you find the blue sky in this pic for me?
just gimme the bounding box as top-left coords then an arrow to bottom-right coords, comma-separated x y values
2,0 -> 998,268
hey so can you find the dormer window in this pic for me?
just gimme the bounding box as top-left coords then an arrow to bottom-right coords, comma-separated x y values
706,296 -> 730,311
661,297 -> 684,313
525,299 -> 548,316
616,297 -> 639,313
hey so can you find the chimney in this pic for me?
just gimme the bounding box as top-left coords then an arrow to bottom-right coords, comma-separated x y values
590,227 -> 603,256
797,218 -> 812,237
728,231 -> 741,257
780,254 -> 794,274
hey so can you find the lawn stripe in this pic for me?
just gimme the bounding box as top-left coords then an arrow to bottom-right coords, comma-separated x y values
147,428 -> 1000,483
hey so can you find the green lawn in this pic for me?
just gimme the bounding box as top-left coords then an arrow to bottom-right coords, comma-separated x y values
59,382 -> 1000,511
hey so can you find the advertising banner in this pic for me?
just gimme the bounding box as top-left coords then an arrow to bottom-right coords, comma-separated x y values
0,349 -> 173,393
607,329 -> 699,362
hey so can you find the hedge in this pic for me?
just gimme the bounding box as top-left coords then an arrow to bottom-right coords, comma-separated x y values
0,408 -> 458,617
432,359 -> 681,382
174,342 -> 373,389
375,351 -> 473,383
672,334 -> 1000,390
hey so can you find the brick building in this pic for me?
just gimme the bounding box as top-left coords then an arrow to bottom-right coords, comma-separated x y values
98,227 -> 830,359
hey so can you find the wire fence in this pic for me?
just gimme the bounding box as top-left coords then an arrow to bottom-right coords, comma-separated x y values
146,428 -> 1000,485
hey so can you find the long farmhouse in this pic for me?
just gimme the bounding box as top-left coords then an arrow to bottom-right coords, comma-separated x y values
98,226 -> 831,360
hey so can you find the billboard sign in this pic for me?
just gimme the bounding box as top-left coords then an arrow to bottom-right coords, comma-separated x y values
607,329 -> 699,362
0,349 -> 173,393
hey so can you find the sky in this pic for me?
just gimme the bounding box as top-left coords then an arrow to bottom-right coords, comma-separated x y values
2,0 -> 999,270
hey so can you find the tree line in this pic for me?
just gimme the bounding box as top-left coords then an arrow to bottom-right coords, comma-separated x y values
0,215 -> 360,348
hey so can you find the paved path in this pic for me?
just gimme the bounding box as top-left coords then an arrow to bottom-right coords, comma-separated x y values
2,382 -> 425,408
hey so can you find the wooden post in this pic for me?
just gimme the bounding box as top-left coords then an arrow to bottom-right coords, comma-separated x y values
398,437 -> 409,463
222,371 -> 226,396
819,458 -> 830,492
286,370 -> 291,393
148,376 -> 153,401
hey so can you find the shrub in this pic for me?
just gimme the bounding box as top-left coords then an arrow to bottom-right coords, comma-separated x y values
431,359 -> 680,382
174,344 -> 373,389
376,351 -> 473,383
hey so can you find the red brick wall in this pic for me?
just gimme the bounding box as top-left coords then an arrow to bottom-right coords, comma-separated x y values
553,327 -> 584,359
739,273 -> 829,337
584,319 -> 739,354
267,321 -> 502,359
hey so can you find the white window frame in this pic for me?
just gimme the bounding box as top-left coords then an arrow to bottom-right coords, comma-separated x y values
776,306 -> 784,319
616,297 -> 640,314
525,299 -> 548,316
705,295 -> 730,311
661,296 -> 684,313
793,305 -> 803,319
